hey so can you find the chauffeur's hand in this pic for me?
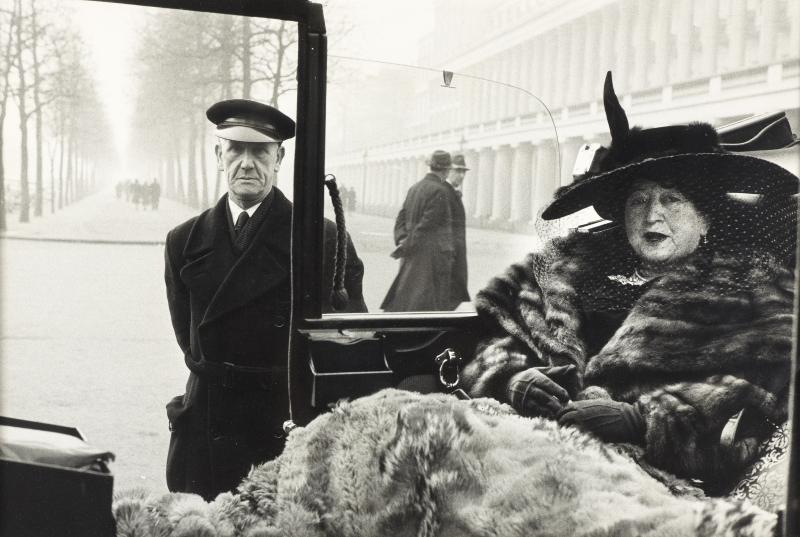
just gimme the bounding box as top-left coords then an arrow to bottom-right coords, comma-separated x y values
506,365 -> 577,418
557,399 -> 646,444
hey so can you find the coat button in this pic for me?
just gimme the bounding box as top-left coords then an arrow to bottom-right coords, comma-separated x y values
273,315 -> 286,328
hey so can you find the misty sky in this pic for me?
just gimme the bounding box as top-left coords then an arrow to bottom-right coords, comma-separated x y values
68,0 -> 434,159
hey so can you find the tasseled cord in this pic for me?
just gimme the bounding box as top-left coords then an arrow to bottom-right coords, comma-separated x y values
324,174 -> 349,311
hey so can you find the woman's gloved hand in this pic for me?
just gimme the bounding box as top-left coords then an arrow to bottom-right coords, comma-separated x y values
557,399 -> 646,444
506,365 -> 577,418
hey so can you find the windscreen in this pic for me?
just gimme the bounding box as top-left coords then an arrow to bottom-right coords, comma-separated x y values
323,58 -> 561,314
0,0 -> 298,492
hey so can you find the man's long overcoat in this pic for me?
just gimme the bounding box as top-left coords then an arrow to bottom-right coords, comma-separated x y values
381,173 -> 454,311
444,181 -> 469,307
164,188 -> 365,500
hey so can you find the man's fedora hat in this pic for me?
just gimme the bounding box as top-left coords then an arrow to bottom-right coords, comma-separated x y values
451,154 -> 470,170
207,99 -> 296,143
426,150 -> 452,170
541,72 -> 799,221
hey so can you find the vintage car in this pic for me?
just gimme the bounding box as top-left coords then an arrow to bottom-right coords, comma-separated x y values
0,0 -> 798,535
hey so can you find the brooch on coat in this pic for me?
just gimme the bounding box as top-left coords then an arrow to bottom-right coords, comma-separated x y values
607,269 -> 650,286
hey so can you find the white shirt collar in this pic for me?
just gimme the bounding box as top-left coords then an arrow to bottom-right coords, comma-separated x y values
228,197 -> 262,221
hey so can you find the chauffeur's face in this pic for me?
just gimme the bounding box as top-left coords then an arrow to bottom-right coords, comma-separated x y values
216,139 -> 285,208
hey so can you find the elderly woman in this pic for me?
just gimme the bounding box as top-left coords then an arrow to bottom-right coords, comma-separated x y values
462,73 -> 798,493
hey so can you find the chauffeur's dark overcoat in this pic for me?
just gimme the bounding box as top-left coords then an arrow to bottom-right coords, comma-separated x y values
164,188 -> 366,500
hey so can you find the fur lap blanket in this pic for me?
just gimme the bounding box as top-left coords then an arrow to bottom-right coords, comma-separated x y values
114,390 -> 777,537
462,231 -> 794,484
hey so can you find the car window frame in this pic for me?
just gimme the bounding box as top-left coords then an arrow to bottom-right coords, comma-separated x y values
64,2 -> 800,533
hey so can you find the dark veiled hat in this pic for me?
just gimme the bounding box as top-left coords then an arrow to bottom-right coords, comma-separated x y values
451,154 -> 470,170
207,99 -> 295,143
427,150 -> 452,170
541,72 -> 799,221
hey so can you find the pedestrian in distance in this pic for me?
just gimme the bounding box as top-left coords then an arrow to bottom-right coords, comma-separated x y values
163,98 -> 367,501
381,149 -> 455,312
150,178 -> 161,210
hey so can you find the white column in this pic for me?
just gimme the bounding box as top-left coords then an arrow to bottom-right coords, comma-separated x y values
789,1 -> 800,61
390,160 -> 402,207
358,160 -> 368,212
552,27 -> 570,107
416,158 -> 427,185
613,0 -> 633,89
518,41 -> 533,113
597,7 -> 614,87
364,161 -> 375,211
474,147 -> 495,219
462,149 -> 479,216
532,140 -> 557,218
566,20 -> 584,105
674,0 -> 693,81
652,0 -> 673,86
490,145 -> 513,222
501,52 -> 513,118
758,0 -> 777,65
406,158 -> 417,191
488,60 -> 502,122
529,38 -> 545,113
510,142 -> 534,223
541,32 -> 557,106
727,0 -> 747,69
560,139 -> 583,187
581,14 -> 600,102
631,0 -> 651,90
701,0 -> 720,75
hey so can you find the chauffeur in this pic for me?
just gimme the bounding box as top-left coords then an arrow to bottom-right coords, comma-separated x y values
164,99 -> 367,500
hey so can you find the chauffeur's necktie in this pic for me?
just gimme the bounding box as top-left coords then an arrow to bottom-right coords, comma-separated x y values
234,211 -> 249,236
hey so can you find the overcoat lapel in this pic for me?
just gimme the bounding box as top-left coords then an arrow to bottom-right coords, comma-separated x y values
179,195 -> 234,298
200,189 -> 292,326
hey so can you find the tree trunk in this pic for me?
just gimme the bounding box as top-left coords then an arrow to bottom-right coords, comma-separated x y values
186,118 -> 198,208
14,0 -> 30,223
271,21 -> 286,106
58,127 -> 64,208
200,122 -> 209,208
48,142 -> 55,213
242,16 -> 252,98
0,30 -> 13,231
0,126 -> 6,231
174,138 -> 185,203
166,154 -> 174,198
65,133 -> 74,205
31,0 -> 43,217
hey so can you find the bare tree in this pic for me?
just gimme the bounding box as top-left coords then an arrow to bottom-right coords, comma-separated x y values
12,0 -> 31,222
0,5 -> 17,231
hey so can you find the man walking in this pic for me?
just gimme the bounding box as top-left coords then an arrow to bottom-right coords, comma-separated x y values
381,150 -> 454,311
444,154 -> 470,308
164,99 -> 366,500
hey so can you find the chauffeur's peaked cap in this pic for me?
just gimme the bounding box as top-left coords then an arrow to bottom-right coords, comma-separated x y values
207,99 -> 296,143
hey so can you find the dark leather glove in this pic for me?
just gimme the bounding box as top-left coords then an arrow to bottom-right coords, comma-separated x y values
557,399 -> 646,444
506,365 -> 577,418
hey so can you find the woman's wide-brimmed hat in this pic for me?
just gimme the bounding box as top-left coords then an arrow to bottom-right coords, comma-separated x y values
541,72 -> 799,221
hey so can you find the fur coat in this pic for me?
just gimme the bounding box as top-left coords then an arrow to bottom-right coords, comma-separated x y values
114,389 -> 778,537
462,230 -> 794,486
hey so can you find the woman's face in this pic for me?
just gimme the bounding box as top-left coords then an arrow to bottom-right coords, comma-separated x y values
624,179 -> 709,266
